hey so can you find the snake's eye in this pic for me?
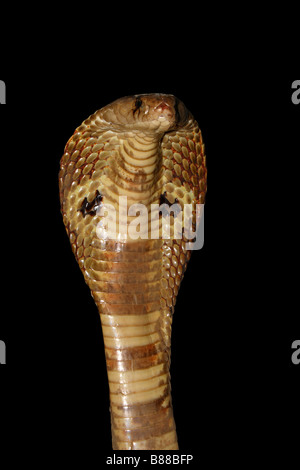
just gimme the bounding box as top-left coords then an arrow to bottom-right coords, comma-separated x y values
133,97 -> 143,114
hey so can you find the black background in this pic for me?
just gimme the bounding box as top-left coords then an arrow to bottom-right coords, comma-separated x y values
0,59 -> 299,463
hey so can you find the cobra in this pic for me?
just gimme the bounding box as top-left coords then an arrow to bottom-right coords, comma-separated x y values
59,94 -> 207,450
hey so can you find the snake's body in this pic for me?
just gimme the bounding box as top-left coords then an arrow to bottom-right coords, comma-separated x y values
59,94 -> 207,450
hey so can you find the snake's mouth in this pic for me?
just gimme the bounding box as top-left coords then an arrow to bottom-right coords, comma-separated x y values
95,93 -> 191,134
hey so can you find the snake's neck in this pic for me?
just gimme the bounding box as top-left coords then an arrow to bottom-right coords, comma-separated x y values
117,133 -> 161,184
96,132 -> 163,222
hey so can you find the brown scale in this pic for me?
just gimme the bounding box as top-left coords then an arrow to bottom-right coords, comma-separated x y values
59,93 -> 207,450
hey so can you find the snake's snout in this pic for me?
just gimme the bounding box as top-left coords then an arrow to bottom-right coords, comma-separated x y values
155,100 -> 170,111
136,94 -> 188,132
149,104 -> 173,129
153,100 -> 173,118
